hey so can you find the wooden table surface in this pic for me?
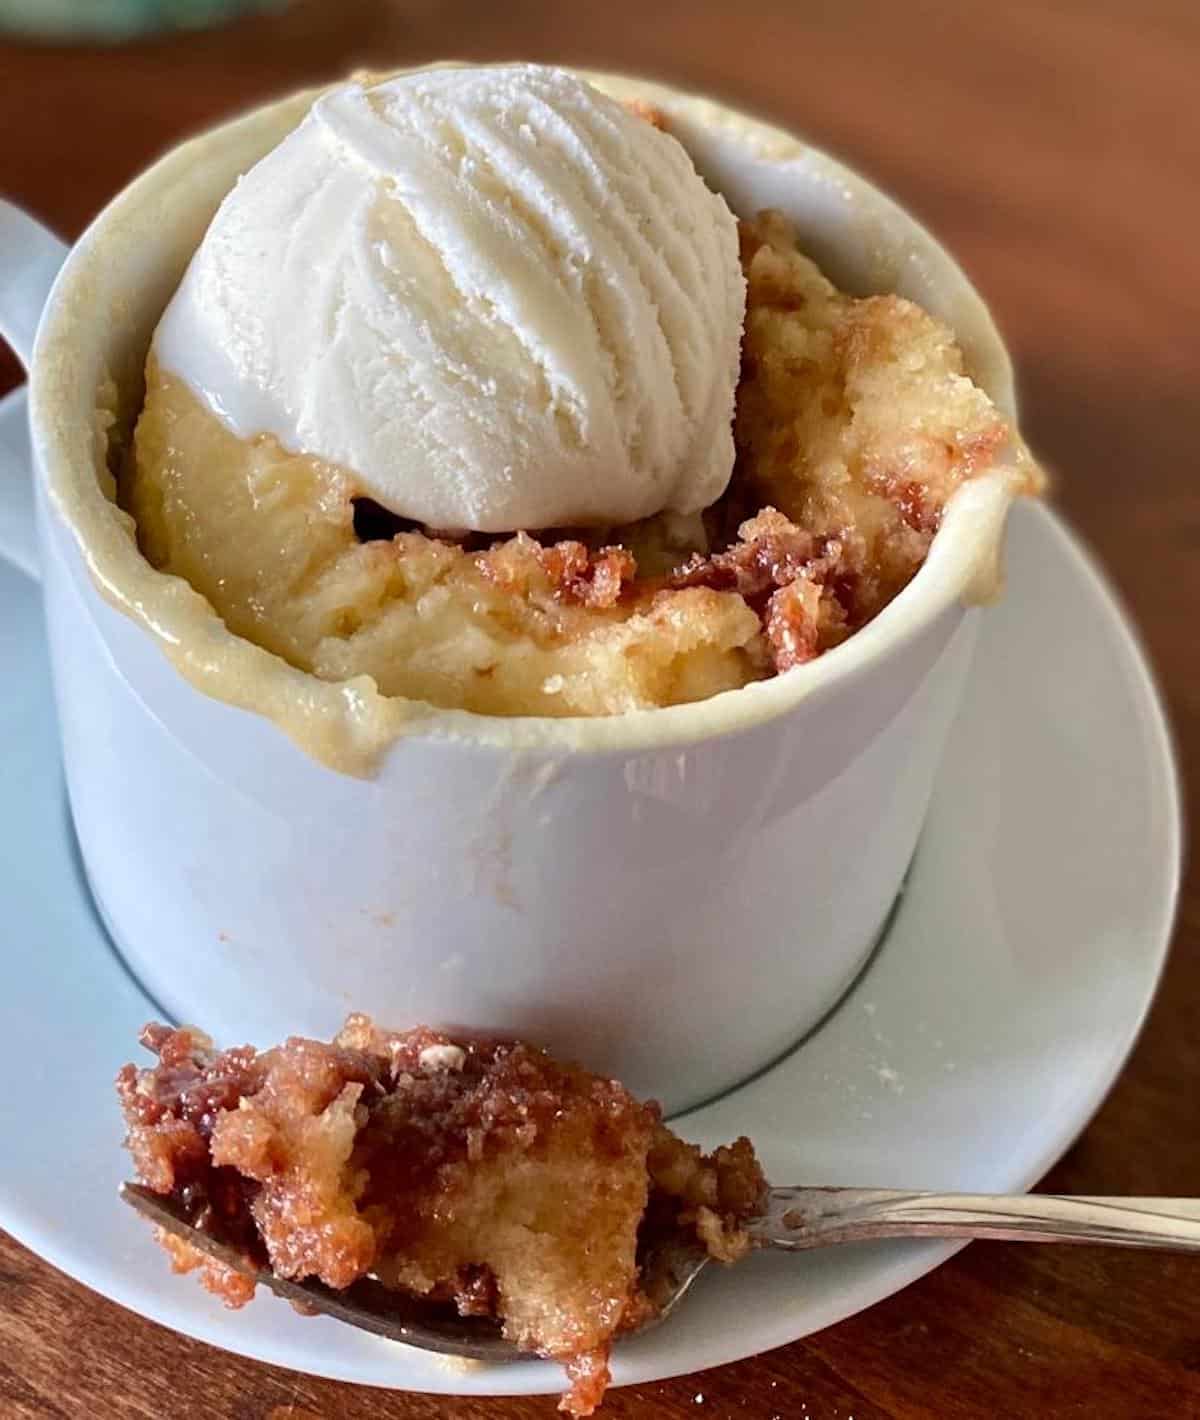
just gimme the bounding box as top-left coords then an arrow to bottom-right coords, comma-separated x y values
2,2 -> 1197,1416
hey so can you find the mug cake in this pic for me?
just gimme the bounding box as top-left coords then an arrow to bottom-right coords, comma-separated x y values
31,60 -> 1040,1115
125,64 -> 1037,720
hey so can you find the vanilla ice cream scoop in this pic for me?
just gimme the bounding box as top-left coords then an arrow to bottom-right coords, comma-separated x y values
153,64 -> 746,532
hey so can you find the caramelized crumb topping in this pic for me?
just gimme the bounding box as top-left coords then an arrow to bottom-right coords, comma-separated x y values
479,534 -> 637,610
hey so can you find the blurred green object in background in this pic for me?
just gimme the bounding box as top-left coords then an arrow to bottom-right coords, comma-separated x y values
0,0 -> 286,40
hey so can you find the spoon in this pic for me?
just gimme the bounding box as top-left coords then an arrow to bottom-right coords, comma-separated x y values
120,1182 -> 1200,1363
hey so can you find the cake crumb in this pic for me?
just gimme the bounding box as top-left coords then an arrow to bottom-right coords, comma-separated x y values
417,1042 -> 466,1073
436,1354 -> 485,1374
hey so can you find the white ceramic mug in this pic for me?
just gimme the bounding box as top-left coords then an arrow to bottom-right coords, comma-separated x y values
0,71 -> 1024,1114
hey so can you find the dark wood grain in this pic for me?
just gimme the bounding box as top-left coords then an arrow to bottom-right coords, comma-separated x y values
2,2 -> 1198,1416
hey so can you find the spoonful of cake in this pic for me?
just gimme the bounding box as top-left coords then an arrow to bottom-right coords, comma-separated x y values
117,1019 -> 1200,1417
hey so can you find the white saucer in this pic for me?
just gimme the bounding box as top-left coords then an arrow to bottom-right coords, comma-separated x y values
0,383 -> 1180,1399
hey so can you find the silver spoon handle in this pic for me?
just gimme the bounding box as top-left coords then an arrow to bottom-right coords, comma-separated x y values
752,1188 -> 1200,1252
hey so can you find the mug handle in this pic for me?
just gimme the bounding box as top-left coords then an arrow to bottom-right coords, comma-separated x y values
0,198 -> 70,580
